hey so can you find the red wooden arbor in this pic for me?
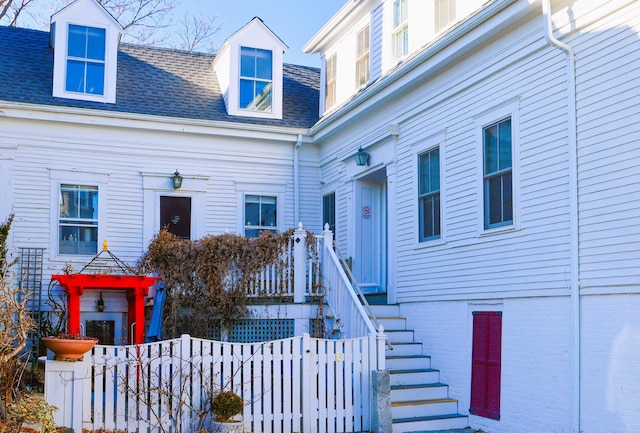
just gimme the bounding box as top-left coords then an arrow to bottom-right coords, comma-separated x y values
51,274 -> 159,344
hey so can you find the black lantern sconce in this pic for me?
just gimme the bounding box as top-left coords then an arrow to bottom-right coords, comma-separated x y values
171,170 -> 183,189
96,292 -> 105,312
354,147 -> 370,166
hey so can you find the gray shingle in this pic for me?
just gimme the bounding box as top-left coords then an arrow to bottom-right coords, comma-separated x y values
0,26 -> 320,128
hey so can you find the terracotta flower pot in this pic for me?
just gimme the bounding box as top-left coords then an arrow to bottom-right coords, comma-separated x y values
41,336 -> 98,361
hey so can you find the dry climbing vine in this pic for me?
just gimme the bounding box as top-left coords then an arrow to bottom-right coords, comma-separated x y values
138,229 -> 296,339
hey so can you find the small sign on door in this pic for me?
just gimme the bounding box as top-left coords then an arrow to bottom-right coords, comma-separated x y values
362,205 -> 371,218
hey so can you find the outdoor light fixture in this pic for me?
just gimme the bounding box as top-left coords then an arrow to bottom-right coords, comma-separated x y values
96,292 -> 105,312
171,170 -> 183,189
354,147 -> 370,166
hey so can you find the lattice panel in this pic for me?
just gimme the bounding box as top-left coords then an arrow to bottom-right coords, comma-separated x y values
228,319 -> 295,343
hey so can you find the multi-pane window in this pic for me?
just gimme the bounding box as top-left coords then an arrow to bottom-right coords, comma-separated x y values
393,0 -> 409,61
66,25 -> 106,95
323,192 -> 336,234
245,195 -> 277,237
240,47 -> 273,111
59,184 -> 98,255
483,117 -> 513,229
435,0 -> 456,32
419,148 -> 441,241
325,54 -> 337,110
356,25 -> 370,88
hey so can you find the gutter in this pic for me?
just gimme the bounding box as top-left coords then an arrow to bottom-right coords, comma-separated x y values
293,134 -> 303,225
541,1 -> 580,432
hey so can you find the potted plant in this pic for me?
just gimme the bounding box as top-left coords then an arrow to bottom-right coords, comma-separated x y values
210,390 -> 244,433
41,333 -> 98,361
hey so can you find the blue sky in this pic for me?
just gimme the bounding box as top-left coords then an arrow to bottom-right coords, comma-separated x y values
178,0 -> 346,67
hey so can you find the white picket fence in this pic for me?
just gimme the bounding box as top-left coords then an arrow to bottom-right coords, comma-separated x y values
76,332 -> 385,433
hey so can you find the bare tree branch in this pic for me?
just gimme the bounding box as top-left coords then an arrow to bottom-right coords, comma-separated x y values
175,11 -> 220,53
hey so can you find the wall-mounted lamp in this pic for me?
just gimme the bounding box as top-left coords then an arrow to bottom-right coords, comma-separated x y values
171,170 -> 183,189
354,147 -> 370,166
96,292 -> 105,312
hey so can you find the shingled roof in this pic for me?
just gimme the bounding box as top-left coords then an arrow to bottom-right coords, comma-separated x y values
0,26 -> 320,129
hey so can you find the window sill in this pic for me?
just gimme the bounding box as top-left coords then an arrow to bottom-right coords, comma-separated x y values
479,223 -> 517,237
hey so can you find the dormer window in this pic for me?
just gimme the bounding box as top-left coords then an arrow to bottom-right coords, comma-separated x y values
240,47 -> 273,112
66,25 -> 106,95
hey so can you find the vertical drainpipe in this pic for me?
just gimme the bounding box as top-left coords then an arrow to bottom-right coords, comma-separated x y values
542,1 -> 580,432
294,134 -> 303,225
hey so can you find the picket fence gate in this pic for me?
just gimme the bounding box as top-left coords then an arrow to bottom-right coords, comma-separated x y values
77,333 -> 382,433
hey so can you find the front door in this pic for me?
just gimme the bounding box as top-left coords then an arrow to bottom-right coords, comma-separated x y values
354,169 -> 387,294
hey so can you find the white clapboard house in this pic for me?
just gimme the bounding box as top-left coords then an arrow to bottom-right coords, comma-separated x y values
1,0 -> 639,432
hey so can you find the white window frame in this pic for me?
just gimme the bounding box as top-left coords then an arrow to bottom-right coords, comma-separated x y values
413,132 -> 446,248
392,0 -> 409,61
435,0 -> 456,33
355,25 -> 370,88
239,46 -> 273,113
325,54 -> 337,111
65,24 -> 106,97
474,99 -> 520,236
235,182 -> 286,236
49,169 -> 108,261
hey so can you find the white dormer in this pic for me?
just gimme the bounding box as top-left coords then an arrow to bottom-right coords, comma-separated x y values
50,0 -> 122,103
213,18 -> 287,120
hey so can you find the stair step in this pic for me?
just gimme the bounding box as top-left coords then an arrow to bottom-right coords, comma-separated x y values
385,330 -> 415,344
386,355 -> 431,370
367,303 -> 400,317
392,413 -> 469,433
387,342 -> 422,357
391,383 -> 449,402
390,368 -> 440,386
377,317 -> 407,331
391,397 -> 459,419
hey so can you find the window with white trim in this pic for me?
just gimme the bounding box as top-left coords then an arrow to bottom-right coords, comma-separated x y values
240,47 -> 273,112
435,0 -> 456,32
356,25 -> 370,88
393,0 -> 408,61
66,25 -> 106,95
483,117 -> 513,229
59,184 -> 98,255
419,147 -> 441,241
244,195 -> 277,237
325,54 -> 337,110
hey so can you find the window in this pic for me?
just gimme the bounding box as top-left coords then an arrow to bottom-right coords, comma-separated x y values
160,196 -> 192,239
483,117 -> 513,229
419,148 -> 440,241
240,47 -> 273,112
245,195 -> 277,237
59,184 -> 98,255
323,192 -> 336,234
356,25 -> 370,88
66,25 -> 106,95
325,54 -> 337,110
393,0 -> 409,61
470,311 -> 502,420
435,0 -> 456,32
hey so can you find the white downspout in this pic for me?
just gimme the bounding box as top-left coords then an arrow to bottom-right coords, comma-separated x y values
293,134 -> 303,225
542,2 -> 580,432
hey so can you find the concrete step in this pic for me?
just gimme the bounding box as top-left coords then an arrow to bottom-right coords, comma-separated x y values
391,383 -> 450,402
385,329 -> 415,344
377,317 -> 407,331
387,342 -> 422,357
386,355 -> 431,370
391,397 -> 459,419
390,368 -> 440,386
392,413 -> 469,433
